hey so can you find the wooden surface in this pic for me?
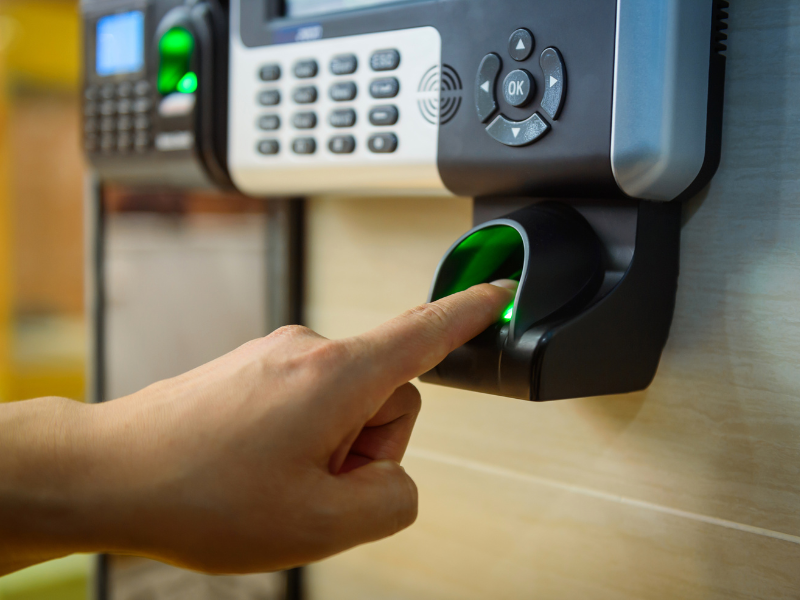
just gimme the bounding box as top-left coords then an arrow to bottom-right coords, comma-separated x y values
305,2 -> 800,597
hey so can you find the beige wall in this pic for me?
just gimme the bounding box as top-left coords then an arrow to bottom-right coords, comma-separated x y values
304,2 -> 800,598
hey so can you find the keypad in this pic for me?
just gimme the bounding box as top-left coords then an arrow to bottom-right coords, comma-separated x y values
249,45 -> 406,159
83,78 -> 154,155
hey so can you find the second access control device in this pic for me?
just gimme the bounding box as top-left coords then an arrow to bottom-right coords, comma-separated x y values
228,0 -> 728,400
81,0 -> 231,189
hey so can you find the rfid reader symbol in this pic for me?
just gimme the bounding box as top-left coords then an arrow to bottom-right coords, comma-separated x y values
417,64 -> 463,125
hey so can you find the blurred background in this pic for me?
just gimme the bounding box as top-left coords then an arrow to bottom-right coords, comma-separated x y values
0,2 -> 282,598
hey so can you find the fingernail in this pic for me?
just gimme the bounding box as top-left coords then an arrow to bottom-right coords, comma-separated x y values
490,279 -> 519,291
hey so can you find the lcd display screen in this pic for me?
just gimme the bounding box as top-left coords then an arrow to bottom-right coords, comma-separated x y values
286,0 -> 404,19
96,11 -> 145,76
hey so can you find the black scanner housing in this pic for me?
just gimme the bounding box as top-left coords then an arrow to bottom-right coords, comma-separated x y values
420,200 -> 682,401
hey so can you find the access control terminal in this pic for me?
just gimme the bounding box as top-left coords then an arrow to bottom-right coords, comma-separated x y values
81,0 -> 231,189
228,0 -> 728,401
228,0 -> 726,200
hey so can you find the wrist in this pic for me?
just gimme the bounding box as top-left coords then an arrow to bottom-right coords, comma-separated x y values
0,397 -> 109,571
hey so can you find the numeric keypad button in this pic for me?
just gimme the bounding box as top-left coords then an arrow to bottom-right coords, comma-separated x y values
100,100 -> 117,116
329,135 -> 356,154
292,112 -> 318,129
330,54 -> 358,75
369,105 -> 398,126
117,99 -> 132,115
294,60 -> 319,79
258,115 -> 281,131
292,137 -> 317,155
329,109 -> 357,128
100,117 -> 116,133
370,78 -> 399,99
259,64 -> 282,81
370,49 -> 400,71
117,81 -> 133,98
257,139 -> 280,155
117,115 -> 133,131
133,98 -> 152,113
330,82 -> 357,102
134,80 -> 151,96
293,86 -> 318,104
134,115 -> 151,130
368,133 -> 398,153
258,90 -> 281,106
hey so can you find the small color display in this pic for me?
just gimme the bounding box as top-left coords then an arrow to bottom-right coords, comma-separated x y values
96,11 -> 145,77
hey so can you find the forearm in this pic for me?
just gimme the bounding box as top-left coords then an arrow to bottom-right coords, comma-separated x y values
0,397 -> 104,574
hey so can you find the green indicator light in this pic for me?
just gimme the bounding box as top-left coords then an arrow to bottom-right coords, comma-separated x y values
177,71 -> 198,93
157,27 -> 195,95
502,305 -> 514,322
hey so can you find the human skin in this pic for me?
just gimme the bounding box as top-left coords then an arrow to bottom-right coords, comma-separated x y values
0,281 -> 515,576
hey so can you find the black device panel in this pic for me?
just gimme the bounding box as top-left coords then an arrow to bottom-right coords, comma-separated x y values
236,0 -> 620,199
82,0 -> 231,189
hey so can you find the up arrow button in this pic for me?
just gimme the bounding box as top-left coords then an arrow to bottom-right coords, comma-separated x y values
508,28 -> 534,61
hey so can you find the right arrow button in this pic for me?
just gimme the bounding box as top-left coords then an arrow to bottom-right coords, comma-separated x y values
486,112 -> 550,147
540,47 -> 567,120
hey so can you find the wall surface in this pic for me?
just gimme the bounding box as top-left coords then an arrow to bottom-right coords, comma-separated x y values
305,2 -> 800,598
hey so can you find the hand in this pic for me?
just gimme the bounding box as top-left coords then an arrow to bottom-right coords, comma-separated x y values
0,281 -> 515,575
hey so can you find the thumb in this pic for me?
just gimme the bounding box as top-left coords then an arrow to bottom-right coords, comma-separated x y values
329,460 -> 418,549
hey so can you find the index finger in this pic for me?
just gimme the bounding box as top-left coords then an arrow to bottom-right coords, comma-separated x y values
347,282 -> 516,397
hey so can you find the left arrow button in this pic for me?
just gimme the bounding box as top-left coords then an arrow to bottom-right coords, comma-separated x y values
475,53 -> 502,123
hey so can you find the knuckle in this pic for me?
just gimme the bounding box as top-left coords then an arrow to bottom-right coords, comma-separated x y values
305,339 -> 350,367
271,324 -> 315,340
407,302 -> 452,335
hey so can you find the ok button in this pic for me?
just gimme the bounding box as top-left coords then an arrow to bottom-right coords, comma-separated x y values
503,69 -> 535,108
